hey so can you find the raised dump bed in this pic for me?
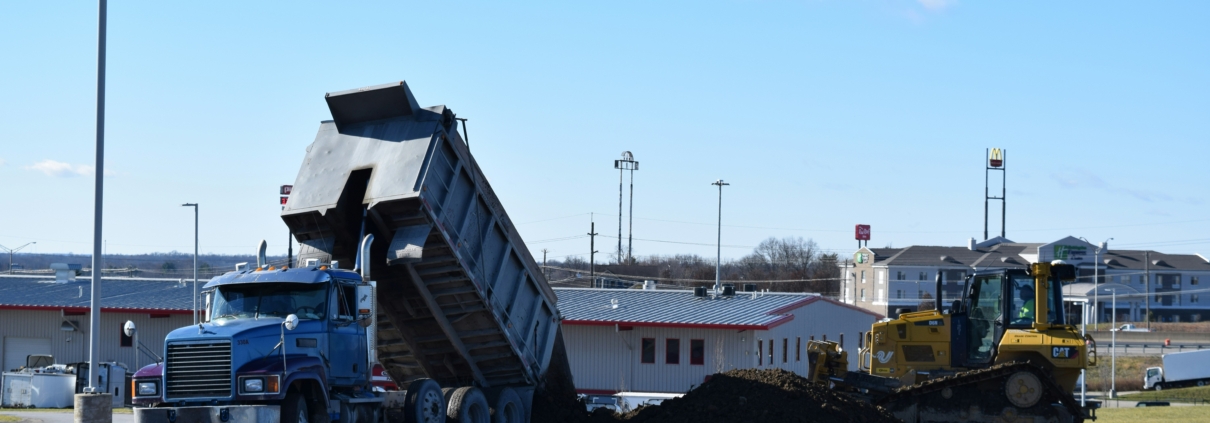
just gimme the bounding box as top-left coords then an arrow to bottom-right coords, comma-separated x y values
281,82 -> 560,390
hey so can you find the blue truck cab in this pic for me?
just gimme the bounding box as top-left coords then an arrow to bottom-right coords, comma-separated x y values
133,261 -> 379,423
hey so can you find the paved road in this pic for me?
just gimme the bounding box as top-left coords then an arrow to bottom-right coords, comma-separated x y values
0,410 -> 132,423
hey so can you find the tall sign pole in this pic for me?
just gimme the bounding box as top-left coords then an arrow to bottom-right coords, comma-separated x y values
613,152 -> 638,264
712,179 -> 729,294
87,0 -> 108,395
984,148 -> 1006,240
281,185 -> 293,266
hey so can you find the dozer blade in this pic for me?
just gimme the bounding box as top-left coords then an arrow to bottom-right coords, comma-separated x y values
877,361 -> 1091,423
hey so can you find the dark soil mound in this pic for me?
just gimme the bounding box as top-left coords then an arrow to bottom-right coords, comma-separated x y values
617,368 -> 899,423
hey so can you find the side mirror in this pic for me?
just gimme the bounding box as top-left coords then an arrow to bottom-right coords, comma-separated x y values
356,283 -> 375,322
123,321 -> 136,337
284,314 -> 299,331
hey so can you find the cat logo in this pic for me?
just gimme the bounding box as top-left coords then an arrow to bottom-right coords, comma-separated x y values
989,148 -> 1003,168
876,351 -> 895,364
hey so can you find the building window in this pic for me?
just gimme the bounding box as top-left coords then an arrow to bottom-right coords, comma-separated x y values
896,290 -> 904,299
782,338 -> 788,363
860,289 -> 867,301
878,270 -> 886,284
1192,294 -> 1200,303
120,323 -> 133,347
690,339 -> 705,365
897,271 -> 906,281
758,340 -> 764,365
919,272 -> 927,281
796,337 -> 801,362
641,338 -> 655,363
878,289 -> 884,300
861,271 -> 867,284
768,341 -> 773,365
1192,276 -> 1200,286
666,339 -> 680,364
1120,275 -> 1130,284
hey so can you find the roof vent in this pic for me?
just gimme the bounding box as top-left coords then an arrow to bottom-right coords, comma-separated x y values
610,298 -> 619,309
643,280 -> 658,291
49,263 -> 81,284
693,286 -> 708,298
722,284 -> 735,296
742,283 -> 757,292
968,238 -> 976,251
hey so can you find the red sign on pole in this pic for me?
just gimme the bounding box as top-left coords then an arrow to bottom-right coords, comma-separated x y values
855,224 -> 871,241
280,196 -> 289,206
280,185 -> 293,195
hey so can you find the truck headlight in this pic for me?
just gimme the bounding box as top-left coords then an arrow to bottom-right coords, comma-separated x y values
243,377 -> 264,393
238,375 -> 280,394
137,381 -> 158,396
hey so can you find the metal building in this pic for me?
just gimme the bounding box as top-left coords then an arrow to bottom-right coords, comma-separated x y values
554,287 -> 882,395
0,273 -> 194,373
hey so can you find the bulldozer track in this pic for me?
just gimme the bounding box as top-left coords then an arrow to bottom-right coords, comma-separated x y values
877,361 -> 1088,423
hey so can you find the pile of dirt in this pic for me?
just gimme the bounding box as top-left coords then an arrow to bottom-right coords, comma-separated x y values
603,368 -> 899,423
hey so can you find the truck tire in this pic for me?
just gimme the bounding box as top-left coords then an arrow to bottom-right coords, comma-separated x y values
403,379 -> 445,423
446,387 -> 489,423
1198,380 -> 1206,387
485,387 -> 524,423
1154,383 -> 1164,391
283,392 -> 312,423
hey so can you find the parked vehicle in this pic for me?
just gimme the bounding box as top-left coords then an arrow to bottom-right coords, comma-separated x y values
1112,324 -> 1151,332
132,81 -> 562,423
1144,349 -> 1210,390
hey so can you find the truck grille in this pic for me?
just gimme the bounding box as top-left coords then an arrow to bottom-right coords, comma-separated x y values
165,341 -> 232,399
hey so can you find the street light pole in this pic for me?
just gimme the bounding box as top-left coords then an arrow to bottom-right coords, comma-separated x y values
712,180 -> 729,294
85,0 -> 108,395
182,203 -> 198,324
1,242 -> 36,274
1110,288 -> 1117,398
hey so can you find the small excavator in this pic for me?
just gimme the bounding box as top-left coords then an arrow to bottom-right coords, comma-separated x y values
807,262 -> 1098,422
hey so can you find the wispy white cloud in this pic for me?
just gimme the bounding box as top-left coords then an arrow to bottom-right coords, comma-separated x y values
25,159 -> 113,177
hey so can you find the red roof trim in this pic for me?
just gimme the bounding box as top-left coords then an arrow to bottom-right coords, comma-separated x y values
0,305 -> 192,315
764,314 -> 795,329
562,319 -> 774,330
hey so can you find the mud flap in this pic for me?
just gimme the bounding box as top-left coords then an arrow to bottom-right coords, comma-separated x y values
134,406 -> 280,423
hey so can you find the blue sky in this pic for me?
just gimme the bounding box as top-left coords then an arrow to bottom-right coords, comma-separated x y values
1,1 -> 1207,262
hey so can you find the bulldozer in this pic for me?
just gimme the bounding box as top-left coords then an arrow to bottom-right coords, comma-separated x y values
807,262 -> 1098,422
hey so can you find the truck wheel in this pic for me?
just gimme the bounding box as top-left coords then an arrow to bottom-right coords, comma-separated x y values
403,379 -> 445,423
283,392 -> 312,423
1155,383 -> 1164,391
447,387 -> 489,423
1198,380 -> 1206,387
486,387 -> 524,423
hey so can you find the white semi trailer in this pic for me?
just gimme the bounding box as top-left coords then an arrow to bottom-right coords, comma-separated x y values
1144,349 -> 1210,390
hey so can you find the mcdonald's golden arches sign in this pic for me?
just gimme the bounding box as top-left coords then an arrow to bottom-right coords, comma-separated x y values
989,148 -> 1003,168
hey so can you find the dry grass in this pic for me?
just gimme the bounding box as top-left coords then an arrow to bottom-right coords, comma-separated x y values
1096,406 -> 1209,423
1085,355 -> 1161,392
0,415 -> 21,423
1117,386 -> 1210,403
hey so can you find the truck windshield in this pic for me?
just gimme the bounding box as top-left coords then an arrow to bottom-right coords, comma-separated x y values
211,283 -> 327,321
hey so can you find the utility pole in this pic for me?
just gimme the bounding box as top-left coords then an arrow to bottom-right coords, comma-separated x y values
588,222 -> 598,288
1110,288 -> 1118,398
1145,251 -> 1151,330
182,203 -> 199,324
712,179 -> 729,294
541,248 -> 548,280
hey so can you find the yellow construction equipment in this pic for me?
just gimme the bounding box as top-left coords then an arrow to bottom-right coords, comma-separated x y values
807,262 -> 1098,423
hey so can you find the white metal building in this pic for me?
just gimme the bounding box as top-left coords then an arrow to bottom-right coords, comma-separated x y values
0,273 -> 195,373
554,287 -> 882,395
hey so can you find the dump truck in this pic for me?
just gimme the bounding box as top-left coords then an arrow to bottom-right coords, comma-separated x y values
1144,349 -> 1210,390
807,262 -> 1098,423
132,81 -> 563,423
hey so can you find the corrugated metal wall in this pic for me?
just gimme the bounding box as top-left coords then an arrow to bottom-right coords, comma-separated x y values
562,300 -> 879,394
1,309 -> 191,372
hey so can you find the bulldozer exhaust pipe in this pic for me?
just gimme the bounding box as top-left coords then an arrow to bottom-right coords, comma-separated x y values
935,272 -> 943,312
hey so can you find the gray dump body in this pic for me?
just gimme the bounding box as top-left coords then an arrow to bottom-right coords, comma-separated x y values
281,82 -> 561,390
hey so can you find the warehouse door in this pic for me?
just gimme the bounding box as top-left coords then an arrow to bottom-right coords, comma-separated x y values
3,337 -> 52,372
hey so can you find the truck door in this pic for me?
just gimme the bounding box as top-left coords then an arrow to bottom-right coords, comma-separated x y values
330,281 -> 368,385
